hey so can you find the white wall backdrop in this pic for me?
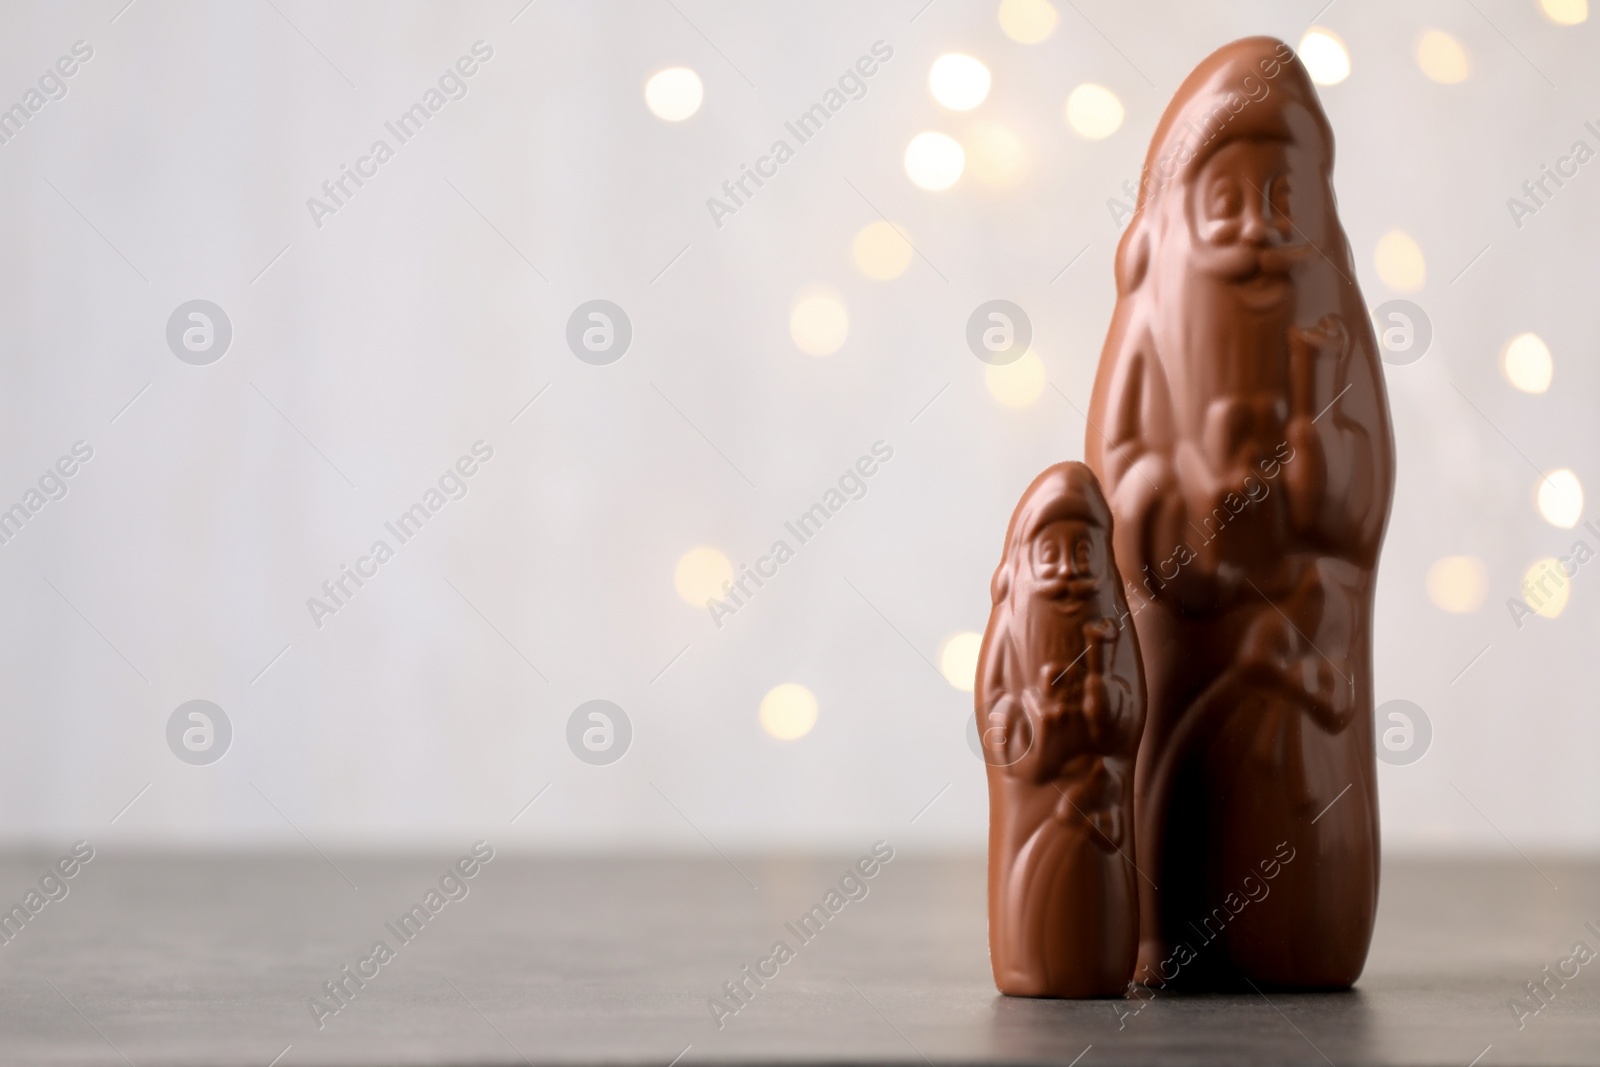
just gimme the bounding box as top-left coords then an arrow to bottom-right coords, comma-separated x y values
0,0 -> 1595,854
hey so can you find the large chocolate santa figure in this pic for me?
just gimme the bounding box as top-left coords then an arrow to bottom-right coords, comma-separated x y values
1085,37 -> 1394,989
977,463 -> 1145,997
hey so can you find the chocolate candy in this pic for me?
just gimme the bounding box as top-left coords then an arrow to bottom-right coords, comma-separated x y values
977,462 -> 1145,997
1085,36 -> 1395,990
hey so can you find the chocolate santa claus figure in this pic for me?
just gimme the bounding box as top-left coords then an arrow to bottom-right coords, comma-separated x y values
977,462 -> 1145,997
1085,37 -> 1395,989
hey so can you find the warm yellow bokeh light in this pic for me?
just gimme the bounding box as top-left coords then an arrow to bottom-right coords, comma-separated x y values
1064,83 -> 1124,140
966,122 -> 1030,189
790,293 -> 849,356
852,220 -> 915,281
644,67 -> 704,121
1417,30 -> 1470,84
1537,469 -> 1584,529
1522,558 -> 1571,619
939,631 -> 983,691
905,132 -> 966,190
998,0 -> 1058,43
1298,28 -> 1351,86
759,683 -> 818,741
1503,333 -> 1553,394
1374,230 -> 1426,292
674,546 -> 733,606
929,53 -> 991,111
1541,0 -> 1588,24
986,350 -> 1047,407
1426,556 -> 1488,613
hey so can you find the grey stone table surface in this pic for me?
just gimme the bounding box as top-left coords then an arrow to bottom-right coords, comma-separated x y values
0,849 -> 1596,1066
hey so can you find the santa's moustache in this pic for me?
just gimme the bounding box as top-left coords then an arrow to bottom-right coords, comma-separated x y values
1183,240 -> 1314,284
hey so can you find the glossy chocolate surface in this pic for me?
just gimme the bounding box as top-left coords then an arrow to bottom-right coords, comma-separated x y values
1085,36 -> 1395,990
977,462 -> 1145,997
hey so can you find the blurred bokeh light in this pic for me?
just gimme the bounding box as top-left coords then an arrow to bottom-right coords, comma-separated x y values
1417,29 -> 1471,84
1064,83 -> 1125,140
1503,333 -> 1554,394
1427,556 -> 1489,614
928,53 -> 992,111
760,684 -> 819,741
1298,27 -> 1351,85
643,66 -> 703,121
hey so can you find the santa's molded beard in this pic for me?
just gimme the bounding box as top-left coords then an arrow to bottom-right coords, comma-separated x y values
1010,581 -> 1104,697
1150,245 -> 1306,421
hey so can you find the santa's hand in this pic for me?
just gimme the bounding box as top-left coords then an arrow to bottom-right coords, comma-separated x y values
1315,314 -> 1351,371
1289,314 -> 1351,420
1193,399 -> 1285,534
1239,608 -> 1295,678
1081,620 -> 1119,746
1290,314 -> 1349,367
1083,619 -> 1117,674
1198,399 -> 1263,488
1299,655 -> 1357,733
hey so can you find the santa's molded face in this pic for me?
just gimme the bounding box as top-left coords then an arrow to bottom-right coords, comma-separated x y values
1186,138 -> 1312,309
1026,519 -> 1100,604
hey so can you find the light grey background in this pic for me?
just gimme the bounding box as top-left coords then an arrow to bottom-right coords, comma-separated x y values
0,0 -> 1593,855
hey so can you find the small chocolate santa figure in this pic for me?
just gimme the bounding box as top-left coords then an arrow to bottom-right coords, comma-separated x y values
977,462 -> 1145,998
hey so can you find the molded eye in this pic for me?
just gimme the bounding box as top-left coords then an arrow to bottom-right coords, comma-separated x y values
1269,175 -> 1293,220
1074,538 -> 1092,570
1208,177 -> 1242,218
